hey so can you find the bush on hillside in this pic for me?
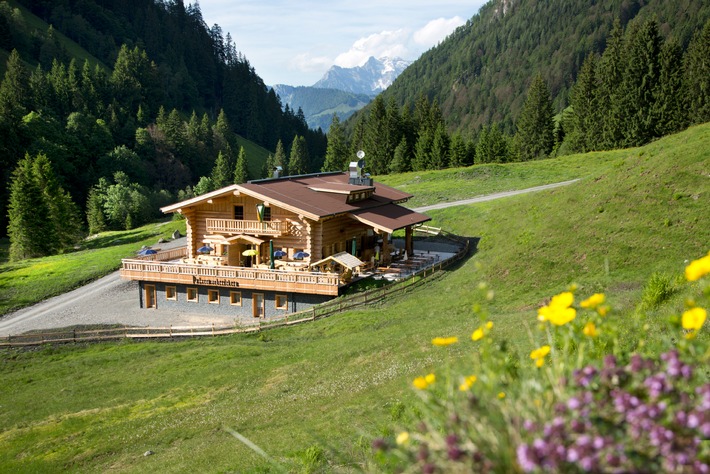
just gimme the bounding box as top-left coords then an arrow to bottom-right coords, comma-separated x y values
371,252 -> 710,472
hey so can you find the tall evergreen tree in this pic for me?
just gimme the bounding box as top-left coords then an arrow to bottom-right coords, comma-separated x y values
412,130 -> 432,171
448,133 -> 470,168
288,135 -> 309,175
389,137 -> 411,173
476,123 -> 509,163
363,96 -> 389,174
598,19 -> 626,150
515,73 -> 555,160
322,114 -> 348,172
233,146 -> 249,184
619,18 -> 662,146
273,139 -> 288,175
654,38 -> 687,137
8,155 -> 52,260
211,151 -> 232,188
684,19 -> 710,125
569,54 -> 602,152
430,123 -> 450,169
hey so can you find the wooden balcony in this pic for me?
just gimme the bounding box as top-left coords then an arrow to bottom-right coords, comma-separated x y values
120,259 -> 340,296
206,218 -> 289,236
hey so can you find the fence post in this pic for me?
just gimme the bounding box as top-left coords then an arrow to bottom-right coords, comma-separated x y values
73,329 -> 76,343
312,307 -> 316,321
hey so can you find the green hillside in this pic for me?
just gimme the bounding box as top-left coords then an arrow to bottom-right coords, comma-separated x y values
1,124 -> 708,472
378,0 -> 710,134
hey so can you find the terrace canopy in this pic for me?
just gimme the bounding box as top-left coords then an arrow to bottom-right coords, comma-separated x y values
309,251 -> 365,272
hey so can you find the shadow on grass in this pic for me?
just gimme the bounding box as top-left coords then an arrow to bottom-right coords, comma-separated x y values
81,230 -> 155,252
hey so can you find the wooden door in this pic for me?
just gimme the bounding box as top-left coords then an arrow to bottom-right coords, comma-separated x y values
145,284 -> 156,308
252,293 -> 265,318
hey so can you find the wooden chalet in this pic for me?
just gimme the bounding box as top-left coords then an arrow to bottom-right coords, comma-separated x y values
120,163 -> 430,318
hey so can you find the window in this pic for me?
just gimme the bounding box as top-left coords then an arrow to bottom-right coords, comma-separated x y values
230,291 -> 242,306
234,205 -> 244,220
275,294 -> 288,310
263,207 -> 271,221
208,289 -> 220,304
165,286 -> 177,300
187,287 -> 198,302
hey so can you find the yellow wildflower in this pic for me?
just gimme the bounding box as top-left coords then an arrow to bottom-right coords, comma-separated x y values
530,345 -> 551,367
685,253 -> 710,281
471,328 -> 484,341
459,375 -> 477,391
538,292 -> 576,326
498,392 -> 506,399
432,336 -> 459,347
425,373 -> 436,385
580,293 -> 605,309
583,321 -> 598,337
597,305 -> 609,317
486,321 -> 494,329
396,432 -> 410,445
413,376 -> 429,390
682,307 -> 707,331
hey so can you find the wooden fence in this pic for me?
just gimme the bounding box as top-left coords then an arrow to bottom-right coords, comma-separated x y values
1,235 -> 471,348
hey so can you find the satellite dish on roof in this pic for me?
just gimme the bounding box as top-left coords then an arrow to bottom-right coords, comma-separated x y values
356,150 -> 365,159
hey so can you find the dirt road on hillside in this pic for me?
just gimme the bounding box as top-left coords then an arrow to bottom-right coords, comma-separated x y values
0,179 -> 580,336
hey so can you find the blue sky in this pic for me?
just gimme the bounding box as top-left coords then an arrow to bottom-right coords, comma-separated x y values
198,1 -> 488,86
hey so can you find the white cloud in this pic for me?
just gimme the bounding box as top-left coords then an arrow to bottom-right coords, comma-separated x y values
413,16 -> 466,47
334,29 -> 410,68
288,53 -> 333,73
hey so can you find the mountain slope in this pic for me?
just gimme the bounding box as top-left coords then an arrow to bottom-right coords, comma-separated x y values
271,85 -> 371,131
378,0 -> 710,135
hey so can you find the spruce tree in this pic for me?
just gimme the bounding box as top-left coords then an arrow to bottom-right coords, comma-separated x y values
448,133 -> 470,168
273,139 -> 288,175
32,154 -> 82,252
389,137 -> 411,173
322,114 -> 348,172
654,38 -> 687,137
569,54 -> 601,152
412,130 -> 432,171
211,150 -> 232,188
86,186 -> 107,235
684,19 -> 710,125
430,123 -> 450,170
288,135 -> 309,175
476,123 -> 509,163
233,146 -> 249,184
8,155 -> 54,260
363,96 -> 389,174
598,19 -> 626,150
619,19 -> 662,147
515,73 -> 554,161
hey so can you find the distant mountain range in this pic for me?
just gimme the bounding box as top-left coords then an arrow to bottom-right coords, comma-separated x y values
272,56 -> 411,131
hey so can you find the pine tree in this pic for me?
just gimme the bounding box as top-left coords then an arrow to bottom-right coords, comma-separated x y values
598,19 -> 626,150
515,73 -> 555,160
32,154 -> 82,251
476,123 -> 509,163
322,114 -> 348,172
448,133 -> 470,168
684,19 -> 710,125
363,96 -> 389,174
389,137 -> 411,173
654,38 -> 687,137
569,54 -> 602,152
412,130 -> 432,171
619,18 -> 662,146
233,146 -> 249,184
0,49 -> 29,123
86,186 -> 107,235
211,151 -> 232,188
273,139 -> 288,175
430,123 -> 450,169
288,135 -> 309,175
7,155 -> 52,260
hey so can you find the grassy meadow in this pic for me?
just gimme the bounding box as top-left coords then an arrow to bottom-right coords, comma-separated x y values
0,124 -> 709,472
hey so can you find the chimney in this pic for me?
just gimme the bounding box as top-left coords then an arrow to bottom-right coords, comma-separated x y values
273,166 -> 283,179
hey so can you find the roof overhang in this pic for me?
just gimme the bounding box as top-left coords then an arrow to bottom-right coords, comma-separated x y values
203,234 -> 265,245
349,204 -> 431,234
309,251 -> 365,270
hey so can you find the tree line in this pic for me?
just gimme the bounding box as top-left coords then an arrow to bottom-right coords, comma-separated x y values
328,17 -> 710,176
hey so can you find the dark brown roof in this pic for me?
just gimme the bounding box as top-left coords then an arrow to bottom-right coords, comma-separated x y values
161,172 -> 428,230
239,172 -> 414,220
350,204 -> 431,234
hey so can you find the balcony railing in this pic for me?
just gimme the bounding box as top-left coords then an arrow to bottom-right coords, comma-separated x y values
206,218 -> 289,236
120,259 -> 340,296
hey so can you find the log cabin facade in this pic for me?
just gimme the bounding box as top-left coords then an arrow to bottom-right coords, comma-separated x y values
120,168 -> 430,318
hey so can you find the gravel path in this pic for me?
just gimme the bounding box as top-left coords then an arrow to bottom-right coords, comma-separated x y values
0,179 -> 579,336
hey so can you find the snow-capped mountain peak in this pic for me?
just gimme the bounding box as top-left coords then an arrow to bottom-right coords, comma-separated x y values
313,56 -> 411,96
